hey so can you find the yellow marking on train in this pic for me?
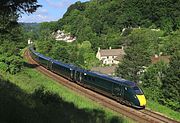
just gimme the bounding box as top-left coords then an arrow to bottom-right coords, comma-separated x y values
136,95 -> 146,106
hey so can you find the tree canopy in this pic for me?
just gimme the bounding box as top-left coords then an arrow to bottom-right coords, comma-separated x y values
0,0 -> 41,74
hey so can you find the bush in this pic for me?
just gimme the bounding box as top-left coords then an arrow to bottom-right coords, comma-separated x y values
0,62 -> 8,71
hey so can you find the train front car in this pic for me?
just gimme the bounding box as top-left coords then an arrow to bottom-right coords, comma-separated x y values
131,86 -> 146,109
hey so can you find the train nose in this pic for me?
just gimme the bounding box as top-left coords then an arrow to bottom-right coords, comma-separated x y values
136,95 -> 146,106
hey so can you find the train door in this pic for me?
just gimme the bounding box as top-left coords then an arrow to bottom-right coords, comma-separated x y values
120,85 -> 124,100
74,70 -> 77,82
70,69 -> 74,80
78,72 -> 82,83
113,84 -> 124,102
48,60 -> 53,70
113,83 -> 120,97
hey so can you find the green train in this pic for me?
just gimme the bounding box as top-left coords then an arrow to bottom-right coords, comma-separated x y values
29,47 -> 146,108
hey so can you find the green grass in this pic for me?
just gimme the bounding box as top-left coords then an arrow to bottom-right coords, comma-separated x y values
0,67 -> 134,123
146,100 -> 180,121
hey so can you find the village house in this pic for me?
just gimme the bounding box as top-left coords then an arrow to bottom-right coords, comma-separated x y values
96,47 -> 125,65
53,30 -> 76,42
28,38 -> 33,44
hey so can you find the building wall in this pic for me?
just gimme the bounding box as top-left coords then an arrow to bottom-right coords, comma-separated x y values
101,56 -> 119,65
96,51 -> 101,60
96,50 -> 121,65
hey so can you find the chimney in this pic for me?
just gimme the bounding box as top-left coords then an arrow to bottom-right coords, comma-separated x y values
98,47 -> 100,51
109,47 -> 112,50
155,54 -> 158,58
122,46 -> 124,50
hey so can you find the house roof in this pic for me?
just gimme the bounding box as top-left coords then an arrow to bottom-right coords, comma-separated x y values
91,66 -> 117,75
99,49 -> 125,56
114,55 -> 124,61
151,56 -> 170,64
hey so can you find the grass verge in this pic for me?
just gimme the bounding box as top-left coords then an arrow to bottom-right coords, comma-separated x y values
146,100 -> 180,121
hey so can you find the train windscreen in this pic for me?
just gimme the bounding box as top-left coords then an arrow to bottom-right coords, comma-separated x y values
133,86 -> 143,95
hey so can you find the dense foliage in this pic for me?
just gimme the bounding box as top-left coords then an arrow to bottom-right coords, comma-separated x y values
56,0 -> 180,51
0,0 -> 41,74
35,36 -> 100,69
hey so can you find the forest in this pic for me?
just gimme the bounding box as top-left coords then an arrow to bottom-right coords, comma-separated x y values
0,0 -> 179,120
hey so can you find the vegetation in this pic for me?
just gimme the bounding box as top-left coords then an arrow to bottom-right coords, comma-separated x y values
0,0 -> 41,74
33,21 -> 101,69
0,67 -> 133,123
35,38 -> 100,69
55,0 -> 180,50
147,101 -> 180,121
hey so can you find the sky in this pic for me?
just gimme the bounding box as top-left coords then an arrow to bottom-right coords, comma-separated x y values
19,0 -> 89,23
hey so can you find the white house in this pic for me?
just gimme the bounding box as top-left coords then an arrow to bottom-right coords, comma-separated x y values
53,30 -> 76,42
28,38 -> 33,44
96,47 -> 125,65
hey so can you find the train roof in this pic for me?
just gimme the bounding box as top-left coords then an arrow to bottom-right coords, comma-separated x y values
84,70 -> 136,87
38,54 -> 52,60
52,60 -> 74,69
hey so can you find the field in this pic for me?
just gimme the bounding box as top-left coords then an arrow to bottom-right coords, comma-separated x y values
0,67 -> 134,123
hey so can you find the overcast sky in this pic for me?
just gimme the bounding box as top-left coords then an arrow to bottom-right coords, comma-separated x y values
19,0 -> 89,23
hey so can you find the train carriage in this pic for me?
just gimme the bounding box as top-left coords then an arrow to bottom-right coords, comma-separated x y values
29,47 -> 39,62
38,54 -> 51,69
51,60 -> 74,80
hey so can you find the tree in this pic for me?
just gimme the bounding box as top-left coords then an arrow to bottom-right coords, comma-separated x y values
140,62 -> 168,101
0,0 -> 41,74
162,52 -> 180,111
0,0 -> 41,14
116,29 -> 163,82
0,0 -> 41,33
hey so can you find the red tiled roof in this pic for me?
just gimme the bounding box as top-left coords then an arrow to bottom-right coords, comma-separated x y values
91,66 -> 118,75
151,56 -> 170,64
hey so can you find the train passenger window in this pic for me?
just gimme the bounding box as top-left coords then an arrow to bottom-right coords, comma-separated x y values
133,86 -> 143,95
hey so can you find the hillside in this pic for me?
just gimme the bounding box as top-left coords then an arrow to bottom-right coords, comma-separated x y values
57,0 -> 180,50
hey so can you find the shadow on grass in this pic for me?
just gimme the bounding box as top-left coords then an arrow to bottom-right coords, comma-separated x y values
23,62 -> 39,69
0,78 -> 125,123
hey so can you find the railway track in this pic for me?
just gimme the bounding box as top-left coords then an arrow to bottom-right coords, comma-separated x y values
24,49 -> 180,123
